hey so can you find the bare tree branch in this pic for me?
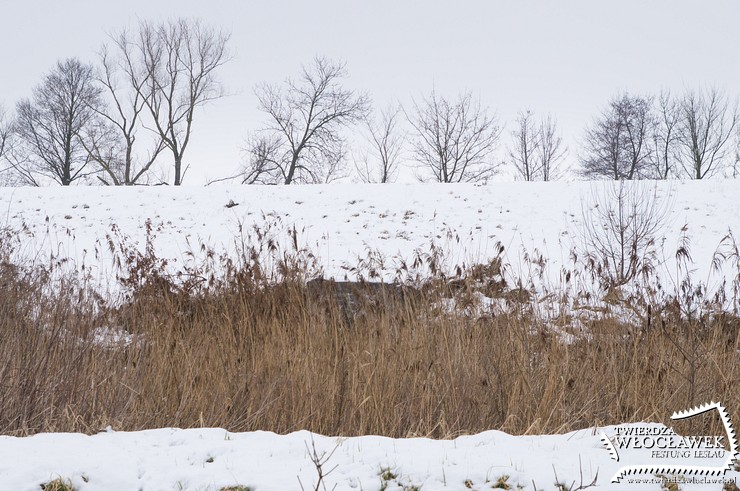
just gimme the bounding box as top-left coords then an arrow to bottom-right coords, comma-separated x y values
239,134 -> 284,184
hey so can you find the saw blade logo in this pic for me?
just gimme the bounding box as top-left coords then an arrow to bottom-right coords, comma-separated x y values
600,401 -> 739,483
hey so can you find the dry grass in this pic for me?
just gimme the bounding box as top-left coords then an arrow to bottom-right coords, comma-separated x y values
40,478 -> 75,491
0,224 -> 737,439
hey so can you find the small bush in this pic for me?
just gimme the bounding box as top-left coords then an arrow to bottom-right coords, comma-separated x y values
578,181 -> 670,289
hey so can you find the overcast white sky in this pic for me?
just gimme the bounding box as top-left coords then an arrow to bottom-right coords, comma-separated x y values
2,0 -> 738,184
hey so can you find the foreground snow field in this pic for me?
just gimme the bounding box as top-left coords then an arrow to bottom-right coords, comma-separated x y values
1,180 -> 738,297
1,425 -> 737,490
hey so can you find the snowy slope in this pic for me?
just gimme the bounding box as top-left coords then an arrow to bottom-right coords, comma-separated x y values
1,180 -> 738,298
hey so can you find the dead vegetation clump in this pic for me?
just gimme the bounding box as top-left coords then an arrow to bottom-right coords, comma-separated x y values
0,217 -> 737,439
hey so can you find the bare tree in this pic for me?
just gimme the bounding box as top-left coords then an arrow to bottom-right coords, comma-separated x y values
243,57 -> 370,185
579,181 -> 669,289
407,89 -> 500,183
538,114 -> 567,181
649,91 -> 681,179
580,93 -> 655,180
13,58 -> 105,185
508,110 -> 566,181
676,87 -> 738,179
355,103 -> 404,183
508,110 -> 540,181
580,104 -> 622,180
123,19 -> 230,185
83,41 -> 168,185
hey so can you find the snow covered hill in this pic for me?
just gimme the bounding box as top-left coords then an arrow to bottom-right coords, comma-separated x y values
1,180 -> 738,297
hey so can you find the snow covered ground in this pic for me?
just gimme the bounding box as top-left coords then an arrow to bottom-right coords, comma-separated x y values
1,425 -> 737,490
1,180 -> 738,297
1,181 -> 739,490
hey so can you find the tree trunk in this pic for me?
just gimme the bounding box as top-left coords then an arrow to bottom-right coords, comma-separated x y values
174,156 -> 182,185
285,152 -> 298,185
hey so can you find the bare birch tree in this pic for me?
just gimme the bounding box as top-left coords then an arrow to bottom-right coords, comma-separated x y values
123,19 -> 230,185
13,58 -> 105,185
243,57 -> 370,185
237,134 -> 282,184
676,87 -> 738,179
355,103 -> 404,183
580,93 -> 654,180
407,89 -> 500,183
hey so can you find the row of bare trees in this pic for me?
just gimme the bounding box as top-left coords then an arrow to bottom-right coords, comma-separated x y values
238,58 -> 510,185
1,25 -> 738,186
581,89 -> 739,181
0,19 -> 230,186
237,59 -> 507,185
238,58 -> 738,185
